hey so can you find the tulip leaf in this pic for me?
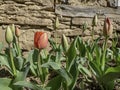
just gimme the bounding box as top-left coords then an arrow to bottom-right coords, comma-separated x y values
48,39 -> 57,51
0,78 -> 12,86
15,56 -> 24,70
69,61 -> 79,90
47,76 -> 62,90
13,62 -> 30,83
27,50 -> 38,76
89,61 -> 102,77
0,85 -> 12,90
14,81 -> 49,90
0,78 -> 12,90
57,69 -> 72,86
0,54 -> 11,71
102,66 -> 120,82
67,37 -> 77,71
14,81 -> 42,90
42,62 -> 72,86
41,62 -> 61,70
77,37 -> 86,57
78,64 -> 91,77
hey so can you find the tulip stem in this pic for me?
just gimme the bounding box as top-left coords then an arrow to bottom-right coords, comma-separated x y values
9,44 -> 17,77
37,50 -> 45,84
92,26 -> 95,42
101,36 -> 108,71
17,37 -> 21,56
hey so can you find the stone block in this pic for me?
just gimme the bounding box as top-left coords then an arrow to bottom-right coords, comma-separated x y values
0,30 -> 6,44
52,29 -> 82,38
25,1 -> 35,5
72,18 -> 92,26
107,0 -> 117,8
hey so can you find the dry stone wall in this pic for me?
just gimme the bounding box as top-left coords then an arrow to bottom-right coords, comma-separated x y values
0,0 -> 120,50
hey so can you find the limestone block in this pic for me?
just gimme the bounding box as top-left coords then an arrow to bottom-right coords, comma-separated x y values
0,30 -> 6,44
25,1 -> 35,5
72,18 -> 92,26
107,0 -> 117,8
98,0 -> 107,7
52,29 -> 82,37
4,0 -> 15,4
31,0 -> 52,6
27,5 -> 41,11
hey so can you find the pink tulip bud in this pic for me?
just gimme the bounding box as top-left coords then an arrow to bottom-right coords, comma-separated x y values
103,18 -> 113,37
15,26 -> 20,37
34,32 -> 48,49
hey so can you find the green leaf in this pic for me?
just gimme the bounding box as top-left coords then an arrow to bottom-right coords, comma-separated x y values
0,54 -> 11,72
42,61 -> 72,86
47,76 -> 62,90
57,69 -> 72,86
15,56 -> 24,70
42,62 -> 61,70
86,49 -> 93,61
94,46 -> 101,65
55,45 -> 63,63
48,39 -> 57,51
78,64 -> 91,77
89,61 -> 102,77
102,66 -> 120,82
103,81 -> 114,90
0,78 -> 12,86
14,62 -> 30,82
69,61 -> 79,90
14,81 -> 41,90
27,50 -> 38,76
77,37 -> 86,57
67,37 -> 77,71
0,85 -> 12,90
105,66 -> 120,74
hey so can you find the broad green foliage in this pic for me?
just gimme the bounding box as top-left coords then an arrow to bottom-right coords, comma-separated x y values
0,17 -> 120,90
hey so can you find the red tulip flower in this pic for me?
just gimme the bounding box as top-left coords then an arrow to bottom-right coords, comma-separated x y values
103,18 -> 113,37
34,32 -> 48,49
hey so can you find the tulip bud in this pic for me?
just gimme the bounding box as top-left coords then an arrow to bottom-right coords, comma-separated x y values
62,34 -> 69,53
10,24 -> 15,35
15,26 -> 20,37
34,32 -> 48,49
5,26 -> 13,44
82,22 -> 87,32
54,16 -> 59,30
92,15 -> 98,26
103,18 -> 113,37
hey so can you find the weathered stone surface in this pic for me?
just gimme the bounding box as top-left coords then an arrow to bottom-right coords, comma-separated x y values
0,0 -> 119,50
55,5 -> 120,17
25,1 -> 35,5
52,29 -> 82,37
0,16 -> 52,26
31,0 -> 53,6
0,30 -> 6,44
72,18 -> 92,25
107,0 -> 117,8
4,1 -> 15,4
98,0 -> 107,7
